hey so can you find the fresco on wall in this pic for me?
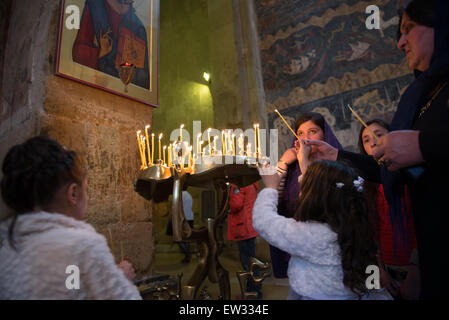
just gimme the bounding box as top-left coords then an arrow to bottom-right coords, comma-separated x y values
255,0 -> 414,151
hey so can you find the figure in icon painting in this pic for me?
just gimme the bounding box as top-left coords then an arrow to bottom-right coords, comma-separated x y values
72,0 -> 150,90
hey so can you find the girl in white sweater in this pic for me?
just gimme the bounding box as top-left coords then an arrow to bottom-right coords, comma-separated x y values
0,136 -> 141,299
253,140 -> 391,300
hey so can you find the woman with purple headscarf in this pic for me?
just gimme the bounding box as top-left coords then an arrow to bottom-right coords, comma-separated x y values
272,112 -> 343,279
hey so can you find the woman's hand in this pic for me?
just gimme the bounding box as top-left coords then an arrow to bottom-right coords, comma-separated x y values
118,259 -> 136,282
295,139 -> 311,173
304,139 -> 338,161
258,165 -> 286,190
372,130 -> 424,171
278,147 -> 298,170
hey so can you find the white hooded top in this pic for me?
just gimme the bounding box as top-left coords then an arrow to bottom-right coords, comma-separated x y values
252,188 -> 391,300
0,211 -> 142,300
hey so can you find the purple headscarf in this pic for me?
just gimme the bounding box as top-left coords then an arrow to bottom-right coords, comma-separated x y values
281,121 -> 343,217
270,120 -> 343,278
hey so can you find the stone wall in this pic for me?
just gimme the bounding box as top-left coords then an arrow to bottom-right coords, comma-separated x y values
0,0 -> 155,276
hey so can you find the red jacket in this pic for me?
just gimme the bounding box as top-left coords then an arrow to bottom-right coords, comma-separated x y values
227,182 -> 259,241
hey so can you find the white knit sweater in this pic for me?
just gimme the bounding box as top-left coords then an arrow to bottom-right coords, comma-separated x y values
253,188 -> 391,300
0,212 -> 142,300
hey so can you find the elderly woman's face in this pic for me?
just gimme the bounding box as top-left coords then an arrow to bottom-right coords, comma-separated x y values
397,13 -> 434,72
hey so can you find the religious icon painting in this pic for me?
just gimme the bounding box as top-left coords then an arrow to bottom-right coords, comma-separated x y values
56,0 -> 159,107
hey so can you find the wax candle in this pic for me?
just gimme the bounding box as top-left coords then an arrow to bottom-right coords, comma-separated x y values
168,144 -> 172,166
253,124 -> 257,156
221,130 -> 225,155
232,134 -> 236,156
151,133 -> 155,165
158,133 -> 163,161
145,125 -> 151,166
257,124 -> 261,157
136,131 -> 145,168
163,145 -> 167,164
141,136 -> 147,167
224,131 -> 228,155
247,143 -> 252,157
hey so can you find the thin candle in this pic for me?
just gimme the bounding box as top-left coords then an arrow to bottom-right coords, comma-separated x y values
238,134 -> 244,155
253,124 -> 258,155
180,124 -> 184,142
232,134 -> 236,156
141,136 -> 147,167
145,125 -> 151,166
136,131 -> 145,168
247,143 -> 252,157
347,105 -> 380,140
221,130 -> 225,154
274,109 -> 300,140
163,145 -> 167,164
257,124 -> 261,156
151,133 -> 155,165
168,144 -> 172,166
158,133 -> 163,161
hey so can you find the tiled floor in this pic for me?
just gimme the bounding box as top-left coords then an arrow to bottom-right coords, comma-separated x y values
153,243 -> 290,300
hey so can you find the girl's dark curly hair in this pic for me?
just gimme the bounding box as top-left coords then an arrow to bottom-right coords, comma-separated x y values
294,160 -> 378,298
1,136 -> 86,248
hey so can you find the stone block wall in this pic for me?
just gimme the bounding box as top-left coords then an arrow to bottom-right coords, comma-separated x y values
0,0 -> 155,277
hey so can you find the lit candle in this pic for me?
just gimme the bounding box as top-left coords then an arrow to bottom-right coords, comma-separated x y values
168,144 -> 172,166
228,130 -> 232,155
224,131 -> 228,155
141,135 -> 147,167
188,146 -> 192,169
221,130 -> 225,155
197,133 -> 201,156
257,124 -> 261,157
200,141 -> 204,156
163,145 -> 167,165
145,125 -> 151,166
136,131 -> 145,168
180,124 -> 184,142
232,134 -> 236,156
151,133 -> 155,165
253,124 -> 257,156
247,143 -> 252,157
158,133 -> 163,161
207,128 -> 212,154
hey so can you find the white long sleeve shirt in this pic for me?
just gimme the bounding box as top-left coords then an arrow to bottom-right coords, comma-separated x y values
252,188 -> 391,300
0,212 -> 142,300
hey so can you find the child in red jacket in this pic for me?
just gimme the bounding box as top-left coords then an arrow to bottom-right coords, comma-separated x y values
227,181 -> 262,299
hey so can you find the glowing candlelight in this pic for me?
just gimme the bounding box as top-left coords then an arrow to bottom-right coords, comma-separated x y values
207,128 -> 212,154
168,144 -> 172,166
158,133 -> 163,161
136,131 -> 145,169
221,130 -> 225,154
151,133 -> 155,164
232,134 -> 236,156
228,130 -> 232,155
253,124 -> 257,156
163,145 -> 167,164
188,146 -> 192,169
141,136 -> 147,167
145,125 -> 151,166
180,124 -> 184,142
257,124 -> 261,156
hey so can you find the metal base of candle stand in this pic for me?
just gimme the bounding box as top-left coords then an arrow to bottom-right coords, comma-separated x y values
134,155 -> 267,300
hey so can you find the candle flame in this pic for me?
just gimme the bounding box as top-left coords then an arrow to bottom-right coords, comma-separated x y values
145,125 -> 150,129
208,128 -> 211,132
137,130 -> 141,134
197,133 -> 202,137
159,133 -> 163,139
